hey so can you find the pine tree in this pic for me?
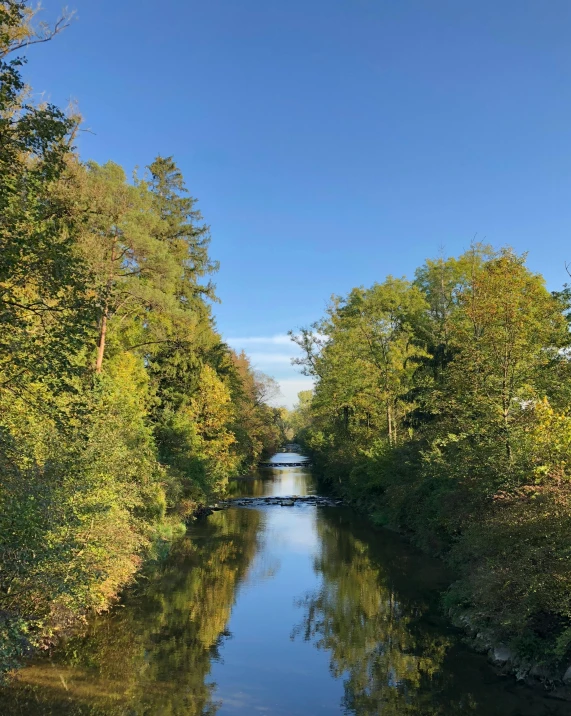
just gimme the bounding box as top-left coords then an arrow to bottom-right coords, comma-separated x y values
148,156 -> 218,308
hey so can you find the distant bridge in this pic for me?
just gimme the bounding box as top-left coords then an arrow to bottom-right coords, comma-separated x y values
258,447 -> 311,468
258,461 -> 312,468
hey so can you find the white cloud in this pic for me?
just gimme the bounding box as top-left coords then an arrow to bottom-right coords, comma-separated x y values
226,334 -> 293,346
247,352 -> 297,365
223,335 -> 313,408
271,378 -> 314,409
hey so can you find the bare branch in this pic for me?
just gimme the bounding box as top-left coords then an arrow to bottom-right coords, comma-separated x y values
2,8 -> 76,59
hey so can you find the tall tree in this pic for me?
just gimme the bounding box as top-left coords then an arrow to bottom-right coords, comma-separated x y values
438,250 -> 568,479
0,2 -> 93,399
70,160 -> 187,372
148,155 -> 218,306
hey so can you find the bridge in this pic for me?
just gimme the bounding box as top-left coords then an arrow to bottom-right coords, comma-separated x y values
258,447 -> 311,468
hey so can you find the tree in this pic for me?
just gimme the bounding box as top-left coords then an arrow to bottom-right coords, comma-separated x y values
436,250 -> 568,483
289,390 -> 313,439
227,351 -> 284,469
0,2 -> 93,399
69,160 -> 188,373
147,155 -> 218,305
293,277 -> 428,477
413,244 -> 492,381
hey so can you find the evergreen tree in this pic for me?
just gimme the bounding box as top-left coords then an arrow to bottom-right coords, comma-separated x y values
148,155 -> 218,306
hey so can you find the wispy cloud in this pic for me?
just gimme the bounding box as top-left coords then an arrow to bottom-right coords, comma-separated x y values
226,334 -> 294,347
248,352 -> 297,364
223,335 -> 312,407
272,378 -> 315,408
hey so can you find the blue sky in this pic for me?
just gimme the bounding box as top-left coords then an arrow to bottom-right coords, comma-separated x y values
25,0 -> 571,406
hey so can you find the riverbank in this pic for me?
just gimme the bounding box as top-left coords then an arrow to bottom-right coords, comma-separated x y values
2,461 -> 571,715
306,450 -> 571,700
289,249 -> 571,698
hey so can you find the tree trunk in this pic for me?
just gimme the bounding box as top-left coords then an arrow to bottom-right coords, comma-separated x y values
502,363 -> 512,463
95,242 -> 116,374
95,307 -> 108,374
387,403 -> 393,445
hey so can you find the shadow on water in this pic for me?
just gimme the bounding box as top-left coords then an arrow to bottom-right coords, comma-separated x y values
0,459 -> 569,715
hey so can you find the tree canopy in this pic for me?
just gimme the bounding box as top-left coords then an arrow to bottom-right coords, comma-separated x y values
292,246 -> 571,669
0,1 -> 286,678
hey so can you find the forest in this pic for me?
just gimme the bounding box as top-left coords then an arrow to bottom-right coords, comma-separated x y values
0,2 -> 287,676
292,245 -> 571,668
4,0 -> 571,692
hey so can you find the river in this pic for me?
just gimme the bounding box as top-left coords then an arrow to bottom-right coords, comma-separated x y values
0,454 -> 568,715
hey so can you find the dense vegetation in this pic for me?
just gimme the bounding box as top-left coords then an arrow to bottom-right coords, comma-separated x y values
0,2 -> 285,676
292,245 -> 571,670
0,508 -> 262,715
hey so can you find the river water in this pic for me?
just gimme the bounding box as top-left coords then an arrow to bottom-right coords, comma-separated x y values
0,455 -> 568,715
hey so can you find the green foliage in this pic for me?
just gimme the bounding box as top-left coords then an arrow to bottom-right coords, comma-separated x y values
0,3 -> 285,680
0,4 -> 94,400
289,389 -> 313,440
226,351 -> 286,470
0,508 -> 263,715
294,246 -> 571,667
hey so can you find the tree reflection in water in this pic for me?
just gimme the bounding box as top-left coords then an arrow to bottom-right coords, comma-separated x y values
2,503 -> 570,716
0,508 -> 263,716
294,508 -> 480,715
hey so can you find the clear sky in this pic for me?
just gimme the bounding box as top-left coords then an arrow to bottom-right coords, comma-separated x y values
25,0 -> 571,406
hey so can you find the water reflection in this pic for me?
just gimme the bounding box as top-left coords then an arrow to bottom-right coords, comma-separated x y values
295,509 -> 460,715
0,465 -> 568,715
227,461 -> 316,498
0,509 -> 263,716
